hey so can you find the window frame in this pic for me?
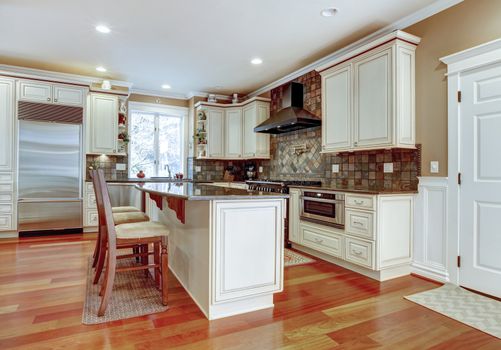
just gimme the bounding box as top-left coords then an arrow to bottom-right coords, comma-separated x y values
128,101 -> 189,178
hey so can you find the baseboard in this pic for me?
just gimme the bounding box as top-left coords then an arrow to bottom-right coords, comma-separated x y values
411,261 -> 449,283
0,231 -> 19,238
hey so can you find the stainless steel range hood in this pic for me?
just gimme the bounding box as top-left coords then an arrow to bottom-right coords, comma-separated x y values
254,82 -> 321,134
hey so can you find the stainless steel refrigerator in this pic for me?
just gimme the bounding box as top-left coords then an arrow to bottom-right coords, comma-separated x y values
18,119 -> 82,232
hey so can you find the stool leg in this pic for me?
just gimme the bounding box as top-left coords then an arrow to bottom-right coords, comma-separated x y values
161,238 -> 168,306
92,228 -> 101,268
141,244 -> 149,276
93,225 -> 107,284
98,253 -> 116,316
154,242 -> 160,287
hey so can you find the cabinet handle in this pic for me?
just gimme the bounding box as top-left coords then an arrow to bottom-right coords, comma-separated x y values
353,221 -> 364,226
47,97 -> 51,102
354,199 -> 364,205
314,238 -> 324,244
354,142 -> 358,147
353,250 -> 363,255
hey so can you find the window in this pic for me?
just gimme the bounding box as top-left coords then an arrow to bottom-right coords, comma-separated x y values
128,104 -> 187,178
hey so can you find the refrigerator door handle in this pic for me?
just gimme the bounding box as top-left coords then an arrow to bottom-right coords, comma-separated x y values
18,198 -> 82,203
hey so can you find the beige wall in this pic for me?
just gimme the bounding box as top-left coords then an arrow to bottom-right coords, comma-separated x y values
405,0 -> 501,177
128,93 -> 189,108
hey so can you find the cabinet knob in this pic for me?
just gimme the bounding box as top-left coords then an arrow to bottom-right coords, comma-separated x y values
54,98 -> 58,102
354,142 -> 358,147
113,150 -> 116,153
47,97 -> 51,102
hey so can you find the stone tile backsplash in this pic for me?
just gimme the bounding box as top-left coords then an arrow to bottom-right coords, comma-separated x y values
86,154 -> 128,181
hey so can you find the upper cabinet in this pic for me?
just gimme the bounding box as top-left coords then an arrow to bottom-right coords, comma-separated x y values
0,77 -> 15,172
86,93 -> 119,155
319,31 -> 420,153
195,98 -> 271,160
18,80 -> 86,107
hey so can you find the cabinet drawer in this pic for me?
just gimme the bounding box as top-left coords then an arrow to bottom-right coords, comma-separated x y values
85,209 -> 98,227
346,209 -> 375,240
18,81 -> 52,102
86,193 -> 97,209
0,214 -> 12,230
345,236 -> 374,269
345,194 -> 376,210
0,173 -> 13,183
0,183 -> 13,192
300,222 -> 343,258
0,203 -> 13,214
0,193 -> 13,202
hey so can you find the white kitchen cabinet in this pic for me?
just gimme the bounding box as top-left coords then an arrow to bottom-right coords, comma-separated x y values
319,31 -> 420,153
288,188 -> 301,244
18,81 -> 52,103
294,191 -> 414,281
0,78 -> 15,172
207,107 -> 225,158
87,93 -> 119,155
322,64 -> 352,152
18,80 -> 86,107
53,85 -> 85,106
224,108 -> 242,158
195,97 -> 271,160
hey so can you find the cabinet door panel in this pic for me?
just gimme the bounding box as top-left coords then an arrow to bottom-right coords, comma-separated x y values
255,103 -> 270,157
0,78 -> 14,171
323,65 -> 351,151
207,108 -> 224,158
242,104 -> 257,157
18,81 -> 52,103
288,189 -> 301,243
53,85 -> 85,106
89,94 -> 118,154
354,49 -> 392,148
224,108 -> 242,158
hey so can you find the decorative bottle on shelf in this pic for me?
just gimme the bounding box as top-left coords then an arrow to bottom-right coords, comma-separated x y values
136,170 -> 145,178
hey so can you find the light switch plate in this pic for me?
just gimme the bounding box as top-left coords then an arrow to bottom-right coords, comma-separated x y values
258,166 -> 263,173
383,163 -> 393,173
115,163 -> 126,171
430,161 -> 439,173
332,164 -> 340,173
195,166 -> 201,172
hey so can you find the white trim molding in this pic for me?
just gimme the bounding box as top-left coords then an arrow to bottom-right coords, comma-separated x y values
412,176 -> 449,283
440,38 -> 501,75
248,0 -> 463,97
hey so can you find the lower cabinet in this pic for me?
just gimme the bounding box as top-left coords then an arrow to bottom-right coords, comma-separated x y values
83,182 -> 98,229
295,193 -> 414,279
0,171 -> 15,232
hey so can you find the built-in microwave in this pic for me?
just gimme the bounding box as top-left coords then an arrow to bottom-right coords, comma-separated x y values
300,190 -> 345,228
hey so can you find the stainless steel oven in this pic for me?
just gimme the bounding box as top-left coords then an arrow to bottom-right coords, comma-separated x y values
300,190 -> 345,228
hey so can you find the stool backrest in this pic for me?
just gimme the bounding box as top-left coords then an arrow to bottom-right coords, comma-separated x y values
91,169 -> 117,254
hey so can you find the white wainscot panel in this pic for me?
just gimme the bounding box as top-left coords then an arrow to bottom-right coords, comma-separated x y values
412,177 -> 449,282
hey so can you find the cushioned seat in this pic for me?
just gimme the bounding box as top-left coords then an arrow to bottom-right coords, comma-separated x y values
115,221 -> 170,239
112,206 -> 141,213
112,211 -> 149,225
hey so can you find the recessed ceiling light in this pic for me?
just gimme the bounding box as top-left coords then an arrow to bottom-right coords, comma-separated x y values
161,84 -> 171,89
95,25 -> 111,34
320,8 -> 338,17
251,58 -> 263,65
96,66 -> 107,72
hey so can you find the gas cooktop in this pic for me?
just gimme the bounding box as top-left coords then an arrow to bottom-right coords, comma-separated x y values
246,179 -> 322,193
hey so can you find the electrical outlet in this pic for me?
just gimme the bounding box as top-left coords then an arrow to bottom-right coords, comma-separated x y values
115,163 -> 126,171
259,166 -> 263,173
430,161 -> 439,173
195,166 -> 201,173
332,164 -> 340,173
383,163 -> 393,173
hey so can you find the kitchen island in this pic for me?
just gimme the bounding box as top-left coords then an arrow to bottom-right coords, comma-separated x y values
136,182 -> 288,320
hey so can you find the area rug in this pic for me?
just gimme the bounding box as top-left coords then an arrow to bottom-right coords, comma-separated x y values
284,248 -> 315,267
82,257 -> 168,325
405,283 -> 501,339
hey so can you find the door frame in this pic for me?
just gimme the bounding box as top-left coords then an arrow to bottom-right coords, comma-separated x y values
441,38 -> 501,286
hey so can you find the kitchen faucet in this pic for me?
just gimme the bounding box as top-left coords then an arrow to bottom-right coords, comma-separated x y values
163,164 -> 172,178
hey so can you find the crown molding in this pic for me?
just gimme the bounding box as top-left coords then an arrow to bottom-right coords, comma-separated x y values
130,88 -> 189,100
247,0 -> 463,97
0,64 -> 133,88
186,91 -> 232,101
440,38 -> 501,75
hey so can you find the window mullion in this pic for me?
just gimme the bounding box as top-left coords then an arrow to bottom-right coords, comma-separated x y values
154,114 -> 160,176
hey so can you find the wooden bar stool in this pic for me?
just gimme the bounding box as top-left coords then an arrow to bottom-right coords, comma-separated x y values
90,170 -> 150,284
93,169 -> 170,316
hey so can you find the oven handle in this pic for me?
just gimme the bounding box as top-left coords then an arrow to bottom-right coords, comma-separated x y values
300,196 -> 344,204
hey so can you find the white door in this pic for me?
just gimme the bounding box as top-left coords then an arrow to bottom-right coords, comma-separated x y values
459,62 -> 501,297
207,107 -> 224,158
224,108 -> 242,158
242,104 -> 257,157
322,64 -> 352,152
89,94 -> 118,154
53,85 -> 85,106
353,48 -> 392,148
0,78 -> 14,171
18,81 -> 52,103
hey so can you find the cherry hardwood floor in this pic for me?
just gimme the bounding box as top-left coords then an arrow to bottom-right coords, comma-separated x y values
0,233 -> 500,349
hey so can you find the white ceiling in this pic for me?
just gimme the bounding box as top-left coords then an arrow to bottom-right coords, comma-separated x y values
0,0 -> 444,96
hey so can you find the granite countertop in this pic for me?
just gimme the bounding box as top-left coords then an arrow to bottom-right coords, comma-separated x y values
136,182 -> 289,201
85,178 -> 202,183
288,184 -> 418,195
